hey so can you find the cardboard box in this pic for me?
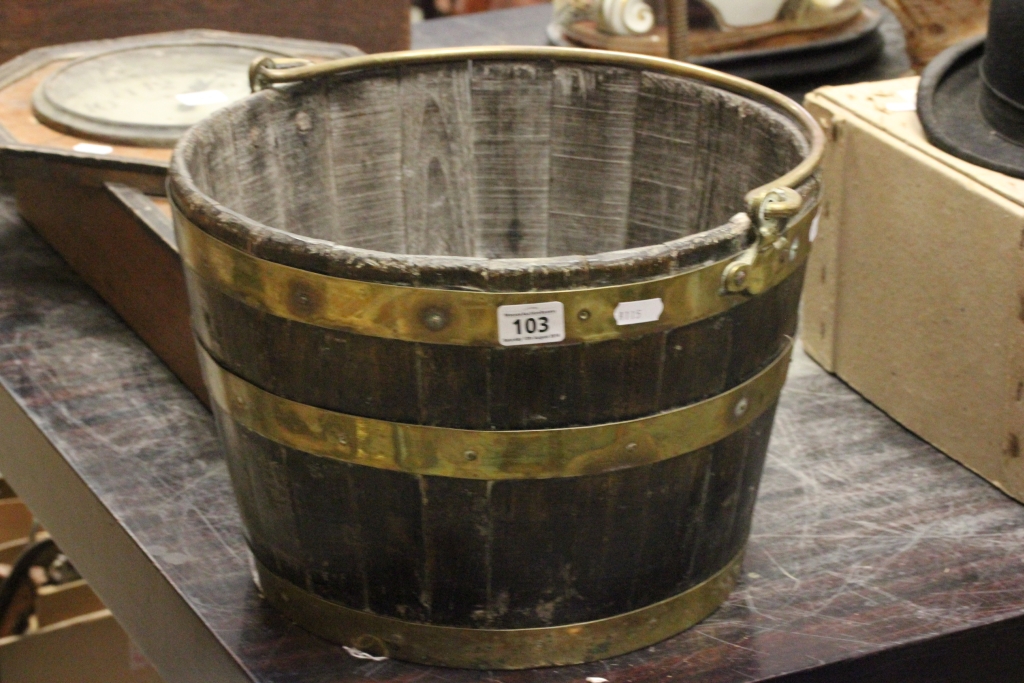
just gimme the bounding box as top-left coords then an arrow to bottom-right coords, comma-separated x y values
802,78 -> 1024,501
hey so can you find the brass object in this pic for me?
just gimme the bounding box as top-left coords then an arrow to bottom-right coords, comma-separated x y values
246,46 -> 824,213
174,208 -> 814,347
723,187 -> 809,295
32,43 -> 294,148
665,0 -> 690,60
255,549 -> 744,669
200,341 -> 792,480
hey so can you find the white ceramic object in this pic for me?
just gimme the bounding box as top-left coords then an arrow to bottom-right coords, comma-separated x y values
598,0 -> 656,35
702,0 -> 787,26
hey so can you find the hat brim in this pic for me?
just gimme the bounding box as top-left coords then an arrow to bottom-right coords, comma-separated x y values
917,35 -> 1024,180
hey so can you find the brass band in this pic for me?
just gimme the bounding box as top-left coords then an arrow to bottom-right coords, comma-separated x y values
175,207 -> 813,347
200,341 -> 792,480
255,549 -> 743,669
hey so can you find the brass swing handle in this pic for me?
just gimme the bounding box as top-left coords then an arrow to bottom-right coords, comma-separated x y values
724,187 -> 807,295
250,56 -> 317,92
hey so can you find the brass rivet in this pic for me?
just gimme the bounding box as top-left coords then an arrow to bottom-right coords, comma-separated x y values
288,280 -> 322,316
295,111 -> 313,132
789,238 -> 800,262
625,442 -> 637,452
725,263 -> 749,292
577,309 -> 591,321
464,450 -> 478,461
734,397 -> 749,417
353,634 -> 389,658
422,308 -> 449,331
338,434 -> 348,446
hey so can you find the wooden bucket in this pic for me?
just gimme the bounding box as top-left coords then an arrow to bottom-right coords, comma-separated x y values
168,47 -> 823,669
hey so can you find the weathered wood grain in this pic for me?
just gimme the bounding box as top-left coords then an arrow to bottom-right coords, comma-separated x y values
182,65 -> 807,262
400,63 -> 477,256
547,65 -> 638,256
470,61 -> 553,259
627,73 -> 808,247
323,77 -> 406,252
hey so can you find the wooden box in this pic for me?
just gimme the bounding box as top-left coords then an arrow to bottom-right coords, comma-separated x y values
0,479 -> 156,681
0,610 -> 162,682
0,31 -> 360,404
0,0 -> 407,63
802,78 -> 1024,501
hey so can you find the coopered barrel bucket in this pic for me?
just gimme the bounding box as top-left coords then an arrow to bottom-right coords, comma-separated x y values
169,47 -> 823,669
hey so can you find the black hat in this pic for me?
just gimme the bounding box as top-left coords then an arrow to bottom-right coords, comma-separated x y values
917,0 -> 1024,179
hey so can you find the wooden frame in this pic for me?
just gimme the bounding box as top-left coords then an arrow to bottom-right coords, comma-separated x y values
0,0 -> 407,64
0,31 -> 362,404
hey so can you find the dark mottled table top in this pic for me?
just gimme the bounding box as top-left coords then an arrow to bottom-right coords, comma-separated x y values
3,169 -> 1024,682
1,9 -> 1022,682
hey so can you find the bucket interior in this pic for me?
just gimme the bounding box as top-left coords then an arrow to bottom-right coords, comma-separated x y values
184,60 -> 809,259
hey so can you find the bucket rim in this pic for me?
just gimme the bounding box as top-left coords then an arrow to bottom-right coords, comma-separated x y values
168,46 -> 823,290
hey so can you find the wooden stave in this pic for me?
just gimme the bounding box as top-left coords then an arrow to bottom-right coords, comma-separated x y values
202,267 -> 801,630
219,401 -> 777,630
185,265 -> 803,430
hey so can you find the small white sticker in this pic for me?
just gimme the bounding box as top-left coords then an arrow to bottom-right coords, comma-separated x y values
809,213 -> 821,243
176,89 -> 229,107
885,88 -> 917,112
613,298 -> 664,326
497,302 -> 565,346
72,142 -> 113,154
885,101 -> 916,112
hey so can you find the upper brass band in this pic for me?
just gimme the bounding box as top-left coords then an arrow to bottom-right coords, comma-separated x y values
200,340 -> 792,480
175,206 -> 814,347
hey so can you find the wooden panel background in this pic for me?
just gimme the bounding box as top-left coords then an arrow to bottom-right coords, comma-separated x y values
0,0 -> 408,64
